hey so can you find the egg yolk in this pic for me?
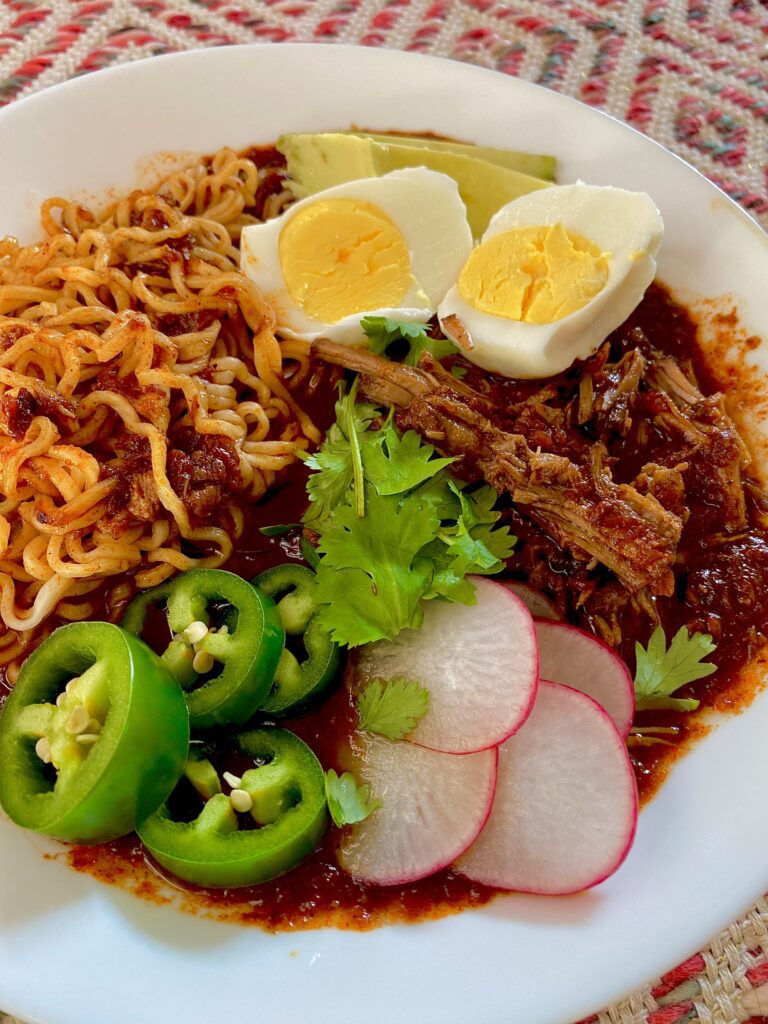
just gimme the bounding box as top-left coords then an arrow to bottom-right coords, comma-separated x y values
278,198 -> 415,323
458,223 -> 610,324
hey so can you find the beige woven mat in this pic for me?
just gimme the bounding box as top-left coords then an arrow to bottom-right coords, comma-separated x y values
1,1 -> 768,1022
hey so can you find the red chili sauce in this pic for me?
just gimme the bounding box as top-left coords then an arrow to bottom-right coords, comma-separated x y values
12,283 -> 768,931
68,682 -> 494,931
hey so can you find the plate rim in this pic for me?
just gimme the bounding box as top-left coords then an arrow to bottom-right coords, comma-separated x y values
3,41 -> 764,238
1,40 -> 767,1024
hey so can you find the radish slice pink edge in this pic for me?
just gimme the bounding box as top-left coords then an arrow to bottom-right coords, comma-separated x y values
534,619 -> 635,738
338,737 -> 498,886
351,577 -> 539,755
455,681 -> 638,895
502,581 -> 561,621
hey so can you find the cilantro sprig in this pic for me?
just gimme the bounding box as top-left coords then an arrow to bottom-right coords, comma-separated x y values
301,387 -> 378,526
357,678 -> 430,740
634,625 -> 717,712
324,770 -> 380,827
361,316 -> 456,366
303,381 -> 515,647
344,378 -> 366,518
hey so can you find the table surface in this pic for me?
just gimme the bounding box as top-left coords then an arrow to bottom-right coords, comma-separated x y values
1,2 -> 767,1022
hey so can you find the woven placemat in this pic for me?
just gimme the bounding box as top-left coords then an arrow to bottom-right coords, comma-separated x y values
1,2 -> 767,1022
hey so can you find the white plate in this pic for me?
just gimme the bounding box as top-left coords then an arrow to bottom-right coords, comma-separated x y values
1,43 -> 768,1024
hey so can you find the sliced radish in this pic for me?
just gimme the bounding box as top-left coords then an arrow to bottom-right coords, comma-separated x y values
456,681 -> 637,894
502,581 -> 561,621
338,735 -> 497,885
350,577 -> 538,754
534,619 -> 635,737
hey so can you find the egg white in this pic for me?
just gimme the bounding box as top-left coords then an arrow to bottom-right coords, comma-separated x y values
437,183 -> 664,379
240,167 -> 472,344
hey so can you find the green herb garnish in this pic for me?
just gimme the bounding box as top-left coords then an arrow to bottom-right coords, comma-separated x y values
364,419 -> 455,495
313,486 -> 438,646
357,678 -> 430,740
425,482 -> 517,602
301,387 -> 378,526
634,625 -> 717,712
361,316 -> 456,366
303,383 -> 515,647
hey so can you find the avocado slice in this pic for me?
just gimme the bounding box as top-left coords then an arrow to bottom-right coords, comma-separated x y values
345,131 -> 556,182
277,132 -> 552,238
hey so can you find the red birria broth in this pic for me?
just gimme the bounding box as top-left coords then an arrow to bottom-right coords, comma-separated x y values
16,284 -> 768,931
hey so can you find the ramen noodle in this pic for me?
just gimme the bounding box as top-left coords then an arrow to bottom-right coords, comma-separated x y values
0,147 -> 316,682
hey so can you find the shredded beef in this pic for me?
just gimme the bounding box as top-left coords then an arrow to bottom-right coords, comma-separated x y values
0,387 -> 76,439
312,340 -> 683,596
166,429 -> 242,520
312,283 -> 768,659
103,428 -> 242,524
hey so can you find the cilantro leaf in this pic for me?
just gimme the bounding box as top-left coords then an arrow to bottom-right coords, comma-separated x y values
459,520 -> 518,568
361,316 -> 456,366
303,442 -> 352,525
314,487 -> 438,646
361,316 -> 430,355
357,678 -> 430,739
411,469 -> 465,518
442,482 -> 516,572
458,482 -> 502,520
403,332 -> 457,367
364,423 -> 455,496
324,769 -> 380,827
302,389 -> 378,526
420,480 -> 516,599
634,626 -> 717,712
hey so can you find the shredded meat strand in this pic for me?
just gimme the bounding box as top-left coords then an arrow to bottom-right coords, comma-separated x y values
312,339 -> 682,595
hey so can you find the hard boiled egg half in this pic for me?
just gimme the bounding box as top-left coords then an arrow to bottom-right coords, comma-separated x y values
438,183 -> 664,379
240,168 -> 472,344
